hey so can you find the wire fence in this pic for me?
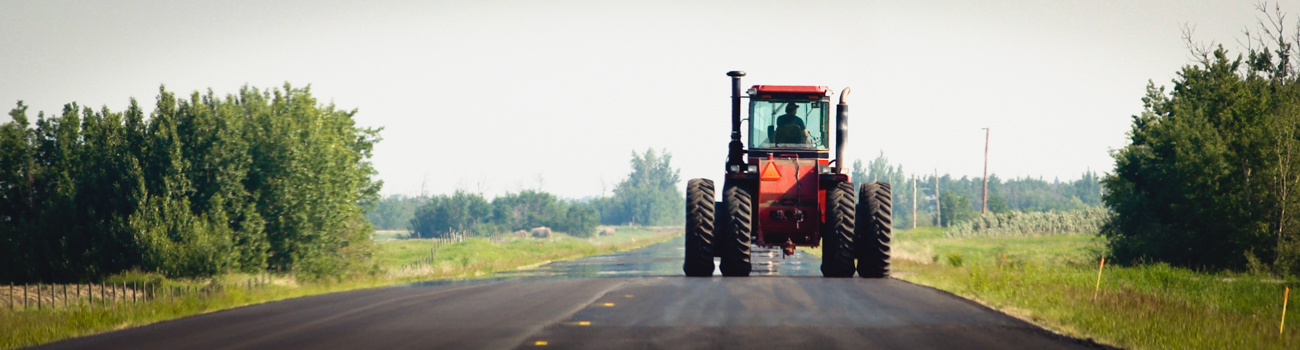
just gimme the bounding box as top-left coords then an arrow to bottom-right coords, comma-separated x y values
1,275 -> 273,313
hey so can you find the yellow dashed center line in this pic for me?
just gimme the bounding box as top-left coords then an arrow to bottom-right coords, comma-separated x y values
534,340 -> 548,346
602,302 -> 615,307
578,321 -> 591,326
624,294 -> 634,298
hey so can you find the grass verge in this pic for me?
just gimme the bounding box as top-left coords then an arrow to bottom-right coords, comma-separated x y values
801,227 -> 1300,350
0,226 -> 680,350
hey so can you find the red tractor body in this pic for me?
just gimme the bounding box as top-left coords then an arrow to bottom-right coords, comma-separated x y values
751,156 -> 826,249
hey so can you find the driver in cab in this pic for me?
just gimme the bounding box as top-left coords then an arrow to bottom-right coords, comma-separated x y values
773,102 -> 808,144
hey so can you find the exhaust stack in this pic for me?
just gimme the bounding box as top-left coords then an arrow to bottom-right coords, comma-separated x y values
726,71 -> 746,167
835,87 -> 850,174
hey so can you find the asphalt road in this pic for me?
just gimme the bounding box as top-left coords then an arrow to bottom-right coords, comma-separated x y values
33,236 -> 1108,350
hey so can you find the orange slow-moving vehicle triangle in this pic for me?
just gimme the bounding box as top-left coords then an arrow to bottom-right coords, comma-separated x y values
760,162 -> 781,180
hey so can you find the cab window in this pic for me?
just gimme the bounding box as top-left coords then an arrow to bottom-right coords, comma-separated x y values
749,100 -> 828,150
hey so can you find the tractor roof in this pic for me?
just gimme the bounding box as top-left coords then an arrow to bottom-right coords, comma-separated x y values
750,85 -> 829,95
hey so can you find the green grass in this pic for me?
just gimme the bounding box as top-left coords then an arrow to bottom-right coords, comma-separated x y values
375,226 -> 679,279
0,226 -> 680,350
878,226 -> 1299,350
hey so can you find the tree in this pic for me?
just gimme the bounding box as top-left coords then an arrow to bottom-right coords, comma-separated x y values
1104,10 -> 1300,274
939,190 -> 974,227
0,84 -> 381,283
600,148 -> 684,226
409,190 -> 492,239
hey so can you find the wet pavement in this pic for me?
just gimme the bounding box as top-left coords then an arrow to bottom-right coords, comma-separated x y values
501,234 -> 825,278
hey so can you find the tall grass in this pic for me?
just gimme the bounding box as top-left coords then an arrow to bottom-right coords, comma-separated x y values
946,206 -> 1111,238
888,227 -> 1299,350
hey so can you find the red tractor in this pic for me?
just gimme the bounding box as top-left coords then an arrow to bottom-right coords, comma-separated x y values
684,71 -> 893,278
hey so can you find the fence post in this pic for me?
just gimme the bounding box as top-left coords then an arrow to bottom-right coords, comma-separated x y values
37,283 -> 41,310
23,284 -> 27,310
63,284 -> 67,309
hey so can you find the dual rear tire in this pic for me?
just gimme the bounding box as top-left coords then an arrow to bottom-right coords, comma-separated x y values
856,182 -> 893,278
683,179 -> 754,277
820,180 -> 892,278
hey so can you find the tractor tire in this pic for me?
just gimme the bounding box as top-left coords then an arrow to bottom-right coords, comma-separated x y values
820,181 -> 857,278
683,178 -> 717,277
856,181 -> 893,278
719,183 -> 753,277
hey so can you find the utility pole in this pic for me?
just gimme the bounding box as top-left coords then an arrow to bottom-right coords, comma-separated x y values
934,168 -> 941,227
981,127 -> 989,214
911,174 -> 917,229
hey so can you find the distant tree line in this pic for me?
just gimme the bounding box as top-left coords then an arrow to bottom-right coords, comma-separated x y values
365,194 -> 424,230
391,148 -> 683,238
1105,11 -> 1300,276
406,190 -> 599,238
0,85 -> 381,283
850,152 -> 1103,228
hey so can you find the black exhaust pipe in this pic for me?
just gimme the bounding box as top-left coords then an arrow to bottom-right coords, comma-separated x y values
836,87 -> 850,174
726,71 -> 746,168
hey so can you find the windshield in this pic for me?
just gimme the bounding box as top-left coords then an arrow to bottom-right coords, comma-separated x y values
749,100 -> 829,150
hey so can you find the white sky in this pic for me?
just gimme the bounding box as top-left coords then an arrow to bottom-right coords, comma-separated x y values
2,0 -> 1295,199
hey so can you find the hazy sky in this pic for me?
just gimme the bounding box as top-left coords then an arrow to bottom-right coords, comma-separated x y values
3,0 -> 1296,199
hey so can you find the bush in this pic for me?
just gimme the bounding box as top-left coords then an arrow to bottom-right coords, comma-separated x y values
948,206 -> 1111,238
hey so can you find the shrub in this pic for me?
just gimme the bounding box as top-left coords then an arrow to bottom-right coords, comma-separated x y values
948,206 -> 1111,238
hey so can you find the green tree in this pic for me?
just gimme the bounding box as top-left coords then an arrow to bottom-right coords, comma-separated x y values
0,84 -> 381,283
601,148 -> 683,226
491,190 -> 564,232
409,190 -> 492,239
1104,40 -> 1300,274
939,190 -> 975,227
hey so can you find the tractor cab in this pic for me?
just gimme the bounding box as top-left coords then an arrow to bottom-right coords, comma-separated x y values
747,85 -> 832,153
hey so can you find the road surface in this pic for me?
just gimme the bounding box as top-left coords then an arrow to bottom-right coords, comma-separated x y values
33,236 -> 1108,349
